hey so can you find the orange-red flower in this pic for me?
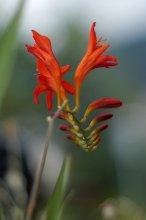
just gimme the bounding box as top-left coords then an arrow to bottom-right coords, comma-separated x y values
74,22 -> 118,107
26,30 -> 75,110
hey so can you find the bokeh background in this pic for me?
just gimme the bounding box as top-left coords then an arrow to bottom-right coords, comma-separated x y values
0,0 -> 146,219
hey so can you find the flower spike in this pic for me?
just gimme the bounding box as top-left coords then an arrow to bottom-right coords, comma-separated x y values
26,22 -> 122,152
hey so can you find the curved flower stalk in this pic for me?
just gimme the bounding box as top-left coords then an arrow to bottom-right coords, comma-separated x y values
26,22 -> 122,152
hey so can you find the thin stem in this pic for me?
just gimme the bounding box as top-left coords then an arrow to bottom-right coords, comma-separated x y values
24,100 -> 68,220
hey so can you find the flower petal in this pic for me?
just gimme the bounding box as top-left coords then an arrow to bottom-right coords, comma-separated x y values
87,22 -> 97,54
94,55 -> 118,68
46,91 -> 54,110
37,59 -> 51,77
33,85 -> 48,105
25,44 -> 47,62
90,44 -> 110,61
61,65 -> 71,76
37,75 -> 56,91
96,61 -> 118,68
36,59 -> 57,92
32,30 -> 52,53
62,81 -> 75,95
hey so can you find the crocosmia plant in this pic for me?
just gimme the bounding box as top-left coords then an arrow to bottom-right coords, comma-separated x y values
26,22 -> 122,152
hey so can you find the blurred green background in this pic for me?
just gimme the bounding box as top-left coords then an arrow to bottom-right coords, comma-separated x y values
0,0 -> 146,219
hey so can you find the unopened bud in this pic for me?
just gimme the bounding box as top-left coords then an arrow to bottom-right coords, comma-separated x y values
66,134 -> 74,140
59,124 -> 70,131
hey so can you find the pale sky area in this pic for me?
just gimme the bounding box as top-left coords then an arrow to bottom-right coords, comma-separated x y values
1,0 -> 146,46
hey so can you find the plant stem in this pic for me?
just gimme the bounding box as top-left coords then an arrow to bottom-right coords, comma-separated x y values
24,100 -> 68,220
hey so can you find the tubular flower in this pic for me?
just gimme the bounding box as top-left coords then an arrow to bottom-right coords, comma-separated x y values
26,30 -> 75,109
74,22 -> 118,107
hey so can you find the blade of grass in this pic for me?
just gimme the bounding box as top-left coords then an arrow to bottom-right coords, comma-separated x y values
46,155 -> 71,220
0,0 -> 25,109
0,205 -> 5,220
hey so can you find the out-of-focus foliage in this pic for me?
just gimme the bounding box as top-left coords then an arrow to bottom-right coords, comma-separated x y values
45,156 -> 71,220
98,197 -> 146,220
0,155 -> 71,220
0,0 -> 24,109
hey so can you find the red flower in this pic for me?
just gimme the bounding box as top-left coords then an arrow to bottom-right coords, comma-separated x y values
74,22 -> 118,107
26,30 -> 75,110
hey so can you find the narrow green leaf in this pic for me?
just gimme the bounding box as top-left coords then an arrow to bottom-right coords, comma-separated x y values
0,204 -> 5,220
0,0 -> 25,109
46,156 -> 71,220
